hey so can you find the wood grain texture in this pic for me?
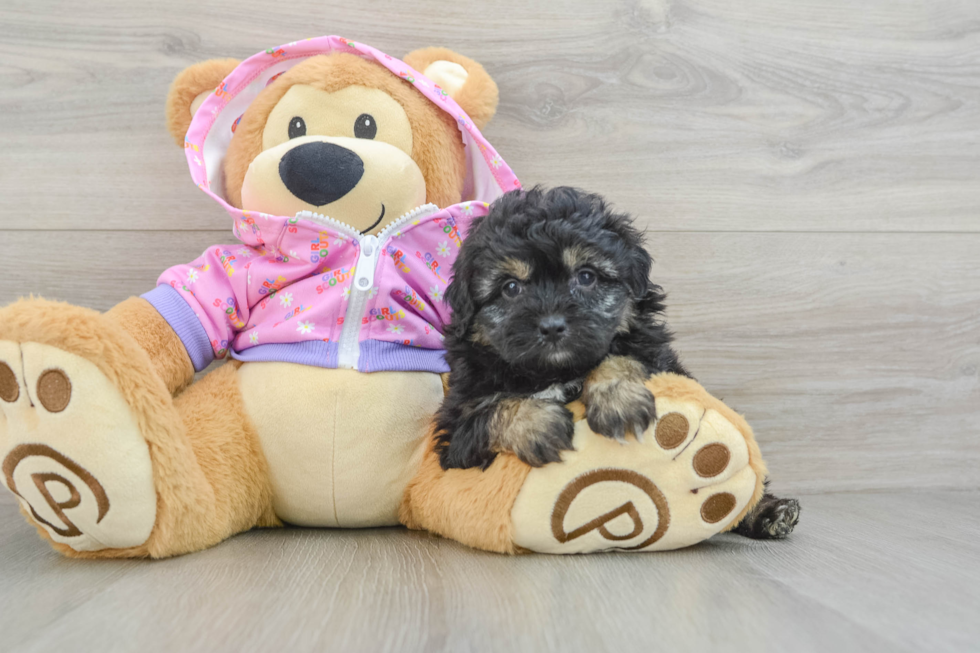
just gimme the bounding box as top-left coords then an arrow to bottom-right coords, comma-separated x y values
1,492 -> 978,652
2,3 -> 978,650
1,2 -> 979,495
0,0 -> 978,232
1,230 -> 977,493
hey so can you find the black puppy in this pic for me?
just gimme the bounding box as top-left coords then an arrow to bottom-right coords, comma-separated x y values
435,186 -> 800,539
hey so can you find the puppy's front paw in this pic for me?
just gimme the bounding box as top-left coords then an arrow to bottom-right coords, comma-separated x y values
586,380 -> 656,442
584,357 -> 656,442
492,399 -> 575,467
439,426 -> 498,470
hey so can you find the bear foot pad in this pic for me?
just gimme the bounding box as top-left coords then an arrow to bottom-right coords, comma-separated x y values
0,341 -> 156,552
510,388 -> 760,554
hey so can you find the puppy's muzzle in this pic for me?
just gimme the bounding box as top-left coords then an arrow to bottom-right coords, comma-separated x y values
278,141 -> 364,206
538,315 -> 568,343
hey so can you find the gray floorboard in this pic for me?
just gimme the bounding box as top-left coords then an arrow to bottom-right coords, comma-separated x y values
2,492 -> 977,652
1,1 -> 978,650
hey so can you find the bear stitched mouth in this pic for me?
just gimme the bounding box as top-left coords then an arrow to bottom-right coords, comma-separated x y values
361,204 -> 385,234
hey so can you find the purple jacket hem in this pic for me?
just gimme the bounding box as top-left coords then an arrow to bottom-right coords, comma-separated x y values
142,285 -> 215,373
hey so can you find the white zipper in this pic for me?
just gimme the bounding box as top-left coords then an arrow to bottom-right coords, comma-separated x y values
295,203 -> 440,369
292,211 -> 362,241
374,203 -> 440,242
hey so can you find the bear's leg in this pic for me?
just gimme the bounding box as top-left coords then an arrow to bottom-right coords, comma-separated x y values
0,299 -> 277,558
403,372 -> 779,554
154,360 -> 281,555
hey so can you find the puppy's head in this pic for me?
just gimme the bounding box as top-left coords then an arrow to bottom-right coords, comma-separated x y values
447,186 -> 653,375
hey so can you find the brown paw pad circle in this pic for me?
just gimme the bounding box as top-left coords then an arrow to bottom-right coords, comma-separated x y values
0,362 -> 18,402
700,492 -> 737,524
693,443 -> 731,478
37,369 -> 71,413
655,412 -> 688,449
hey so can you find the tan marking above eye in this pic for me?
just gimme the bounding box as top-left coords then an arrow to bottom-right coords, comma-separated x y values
562,246 -> 617,277
499,258 -> 532,282
563,246 -> 590,272
262,84 -> 413,155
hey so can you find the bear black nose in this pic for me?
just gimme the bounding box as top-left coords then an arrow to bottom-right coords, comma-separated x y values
278,141 -> 364,206
538,315 -> 568,342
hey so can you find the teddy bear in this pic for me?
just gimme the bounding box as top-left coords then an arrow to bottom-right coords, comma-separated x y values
0,36 -> 767,558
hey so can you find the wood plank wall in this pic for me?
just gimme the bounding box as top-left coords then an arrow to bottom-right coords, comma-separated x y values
1,0 -> 978,494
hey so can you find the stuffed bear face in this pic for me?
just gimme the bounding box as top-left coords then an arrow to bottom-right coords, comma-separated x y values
247,88 -> 422,234
238,57 -> 427,232
166,47 -> 500,235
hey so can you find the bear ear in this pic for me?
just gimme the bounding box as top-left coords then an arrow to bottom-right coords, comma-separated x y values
403,47 -> 499,130
165,58 -> 240,146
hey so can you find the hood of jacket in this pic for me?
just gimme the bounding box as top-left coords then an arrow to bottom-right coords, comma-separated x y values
149,37 -> 520,374
182,35 -> 518,242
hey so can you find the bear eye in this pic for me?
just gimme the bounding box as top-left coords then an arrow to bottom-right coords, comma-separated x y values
576,268 -> 597,287
502,280 -> 523,299
288,116 -> 306,139
354,113 -> 377,139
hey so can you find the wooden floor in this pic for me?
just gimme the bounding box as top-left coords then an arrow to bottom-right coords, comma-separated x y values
1,491 -> 978,652
1,0 -> 978,650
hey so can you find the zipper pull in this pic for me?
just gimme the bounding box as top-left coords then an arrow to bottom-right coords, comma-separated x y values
354,234 -> 380,293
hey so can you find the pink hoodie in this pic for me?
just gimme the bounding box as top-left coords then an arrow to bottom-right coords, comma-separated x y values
143,36 -> 520,373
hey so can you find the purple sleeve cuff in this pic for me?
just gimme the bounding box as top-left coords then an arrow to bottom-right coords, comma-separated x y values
142,285 -> 215,372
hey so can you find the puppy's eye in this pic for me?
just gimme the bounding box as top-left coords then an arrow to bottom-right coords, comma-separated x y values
576,268 -> 597,287
354,113 -> 377,139
502,280 -> 523,298
288,116 -> 306,139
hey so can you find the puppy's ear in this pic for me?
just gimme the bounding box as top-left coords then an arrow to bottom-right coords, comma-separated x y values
403,47 -> 499,130
625,241 -> 654,299
165,58 -> 240,146
445,244 -> 478,341
445,272 -> 476,341
607,213 -> 653,299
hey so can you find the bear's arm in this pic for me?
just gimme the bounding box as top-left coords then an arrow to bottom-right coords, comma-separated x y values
106,297 -> 195,394
133,244 -> 259,386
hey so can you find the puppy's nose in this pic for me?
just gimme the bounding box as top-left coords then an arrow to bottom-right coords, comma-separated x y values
538,315 -> 568,342
279,141 -> 364,206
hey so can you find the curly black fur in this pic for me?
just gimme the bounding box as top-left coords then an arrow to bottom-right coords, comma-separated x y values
434,185 -> 800,540
435,186 -> 687,470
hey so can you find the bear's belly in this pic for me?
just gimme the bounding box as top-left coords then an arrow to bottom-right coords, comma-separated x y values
236,363 -> 443,527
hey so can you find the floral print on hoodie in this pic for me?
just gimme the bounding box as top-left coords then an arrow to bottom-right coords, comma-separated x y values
143,36 -> 519,374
